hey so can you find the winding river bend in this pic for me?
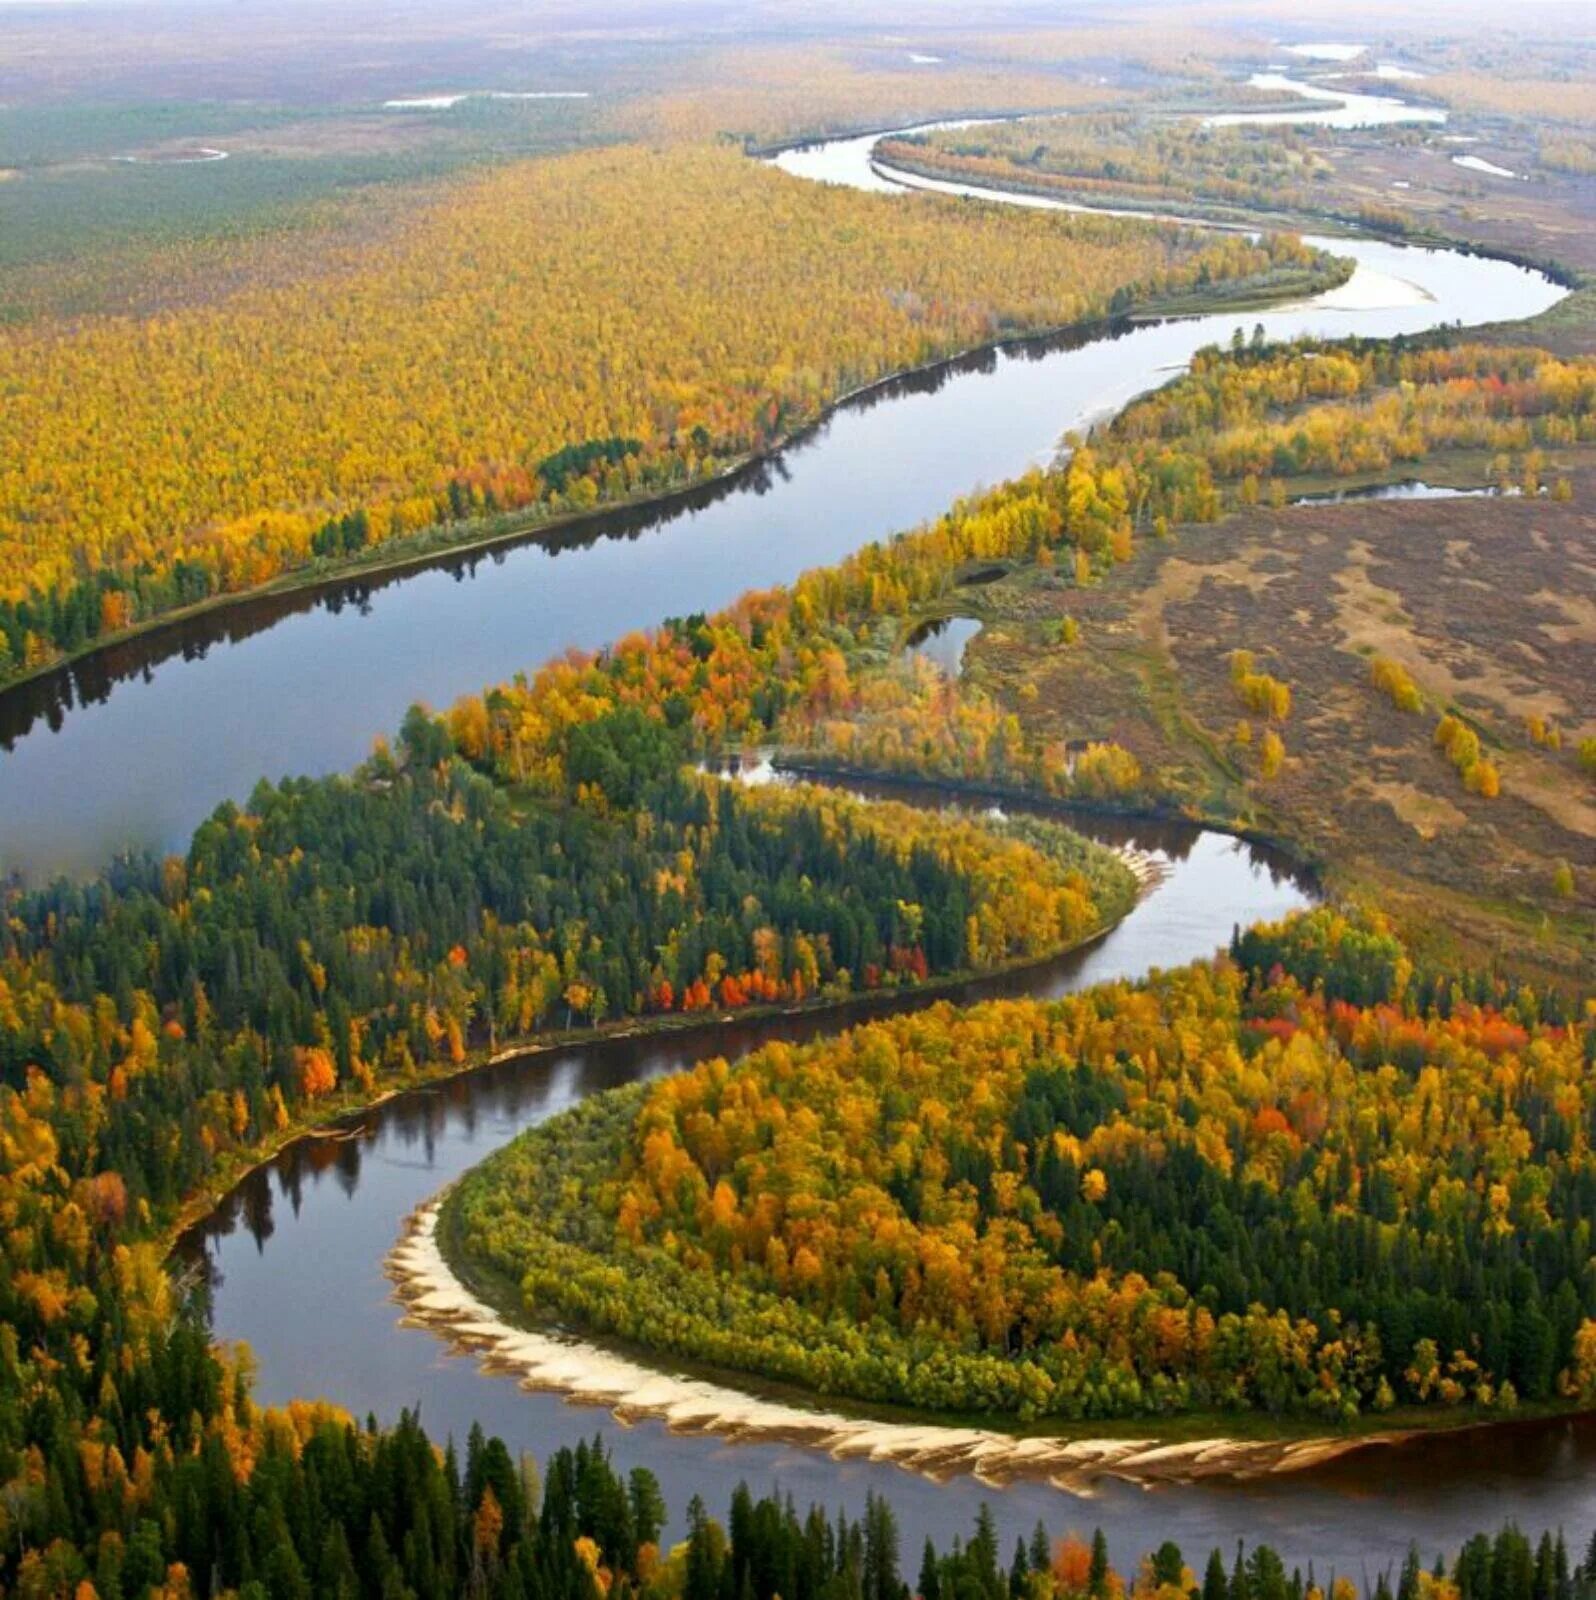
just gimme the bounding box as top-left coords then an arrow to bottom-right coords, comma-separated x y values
106,80 -> 1596,1571
189,817 -> 1339,1570
184,810 -> 1596,1573
0,80 -> 1562,881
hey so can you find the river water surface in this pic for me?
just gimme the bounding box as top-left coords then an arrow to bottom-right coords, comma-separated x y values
0,82 -> 1562,880
185,804 -> 1596,1572
86,84 -> 1596,1571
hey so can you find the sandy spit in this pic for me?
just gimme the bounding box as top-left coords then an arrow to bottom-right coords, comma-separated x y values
386,1194 -> 1403,1492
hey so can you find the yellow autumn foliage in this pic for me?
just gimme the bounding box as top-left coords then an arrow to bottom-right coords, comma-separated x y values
0,141 -> 1298,671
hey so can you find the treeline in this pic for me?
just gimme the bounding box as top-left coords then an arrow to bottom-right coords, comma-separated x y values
1100,339 -> 1596,512
12,1392 -> 1596,1600
452,909 -> 1596,1422
0,142 -> 1317,684
1538,135 -> 1596,175
440,462 -> 1161,805
913,1516 -> 1596,1600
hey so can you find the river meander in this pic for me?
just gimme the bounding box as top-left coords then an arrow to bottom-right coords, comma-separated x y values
140,83 -> 1594,1571
0,78 -> 1563,880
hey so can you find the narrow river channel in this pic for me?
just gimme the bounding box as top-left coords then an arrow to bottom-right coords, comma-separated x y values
183,801 -> 1596,1573
123,78 -> 1596,1573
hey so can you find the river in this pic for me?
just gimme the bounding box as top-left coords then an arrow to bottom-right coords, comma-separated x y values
0,80 -> 1562,882
183,802 -> 1596,1573
109,81 -> 1596,1572
188,815 -> 1341,1571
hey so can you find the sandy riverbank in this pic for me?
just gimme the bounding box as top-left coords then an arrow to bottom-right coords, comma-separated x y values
386,1196 -> 1403,1492
381,837 -> 1398,1497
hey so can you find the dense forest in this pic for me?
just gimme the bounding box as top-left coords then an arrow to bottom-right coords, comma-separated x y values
0,690 -> 1141,1594
0,323 -> 1583,1600
0,710 -> 1133,1209
20,324 -> 1581,1596
4,1397 -> 1594,1600
0,0 -> 1590,1589
452,909 -> 1596,1423
1100,341 -> 1596,504
0,140 -> 1333,685
0,855 -> 1590,1593
425,336 -> 1593,820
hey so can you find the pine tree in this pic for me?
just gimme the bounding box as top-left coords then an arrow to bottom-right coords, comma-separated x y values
1031,1523 -> 1052,1578
1399,1546 -> 1422,1600
1155,1541 -> 1186,1589
1091,1530 -> 1111,1598
1205,1548 -> 1232,1600
1008,1538 -> 1032,1597
864,1492 -> 902,1600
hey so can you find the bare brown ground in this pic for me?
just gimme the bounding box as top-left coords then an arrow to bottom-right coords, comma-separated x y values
973,462 -> 1596,985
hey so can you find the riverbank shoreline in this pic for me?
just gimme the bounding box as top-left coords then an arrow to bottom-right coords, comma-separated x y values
0,259 -> 1342,719
389,1194 -> 1407,1491
167,832 -> 1161,1257
745,86 -> 1352,163
767,756 -> 1322,885
867,146 -> 1584,294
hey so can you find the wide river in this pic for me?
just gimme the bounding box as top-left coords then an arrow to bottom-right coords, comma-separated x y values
0,82 -> 1562,881
74,76 -> 1596,1571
